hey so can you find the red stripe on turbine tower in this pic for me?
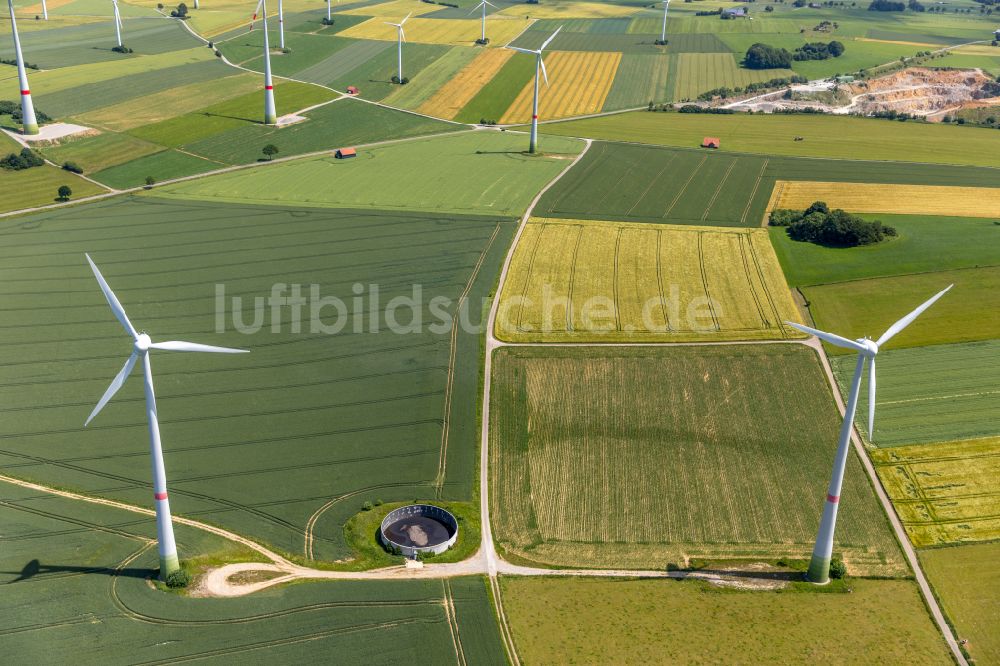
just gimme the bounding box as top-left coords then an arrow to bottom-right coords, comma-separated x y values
827,494 -> 840,503
154,492 -> 168,500
265,85 -> 273,90
532,115 -> 538,119
21,89 -> 30,95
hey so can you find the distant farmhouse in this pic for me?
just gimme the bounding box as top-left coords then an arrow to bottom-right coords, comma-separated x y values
722,6 -> 747,18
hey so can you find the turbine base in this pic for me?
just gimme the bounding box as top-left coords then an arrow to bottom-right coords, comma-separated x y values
806,554 -> 831,585
159,552 -> 181,580
22,123 -> 39,136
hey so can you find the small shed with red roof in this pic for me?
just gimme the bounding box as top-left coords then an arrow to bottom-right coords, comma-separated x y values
702,137 -> 721,149
335,147 -> 357,159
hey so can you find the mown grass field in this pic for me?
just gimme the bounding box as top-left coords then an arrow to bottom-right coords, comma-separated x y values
154,132 -> 583,215
601,53 -> 673,110
0,481 -> 505,663
771,214 -> 1000,287
805,267 -> 1000,351
40,132 -> 165,175
382,46 -> 480,111
672,53 -> 793,101
831,340 -> 1000,447
489,346 -> 905,575
0,196 -> 514,561
418,48 -> 514,119
499,51 -> 622,124
0,160 -> 106,213
533,141 -> 773,227
920,543 -> 1000,665
873,437 -> 1000,547
497,1 -> 641,19
496,219 -> 803,343
502,578 -> 951,665
542,111 -> 1000,167
453,52 -> 536,124
768,181 -> 1000,219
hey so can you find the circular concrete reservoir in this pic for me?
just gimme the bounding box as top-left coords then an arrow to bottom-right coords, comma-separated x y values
379,504 -> 458,558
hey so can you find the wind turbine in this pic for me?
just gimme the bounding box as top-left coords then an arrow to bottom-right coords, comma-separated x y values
385,13 -> 410,82
506,26 -> 561,154
251,0 -> 277,124
469,0 -> 496,43
787,284 -> 952,584
112,0 -> 123,49
83,254 -> 248,580
278,0 -> 284,50
659,0 -> 669,43
41,0 -> 48,20
6,0 -> 38,134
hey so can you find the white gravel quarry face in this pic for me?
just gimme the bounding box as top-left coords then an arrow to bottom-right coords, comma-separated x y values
1,122 -> 94,145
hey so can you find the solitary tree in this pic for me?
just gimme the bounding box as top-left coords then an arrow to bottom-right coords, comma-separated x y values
145,175 -> 156,188
262,144 -> 279,161
57,185 -> 72,201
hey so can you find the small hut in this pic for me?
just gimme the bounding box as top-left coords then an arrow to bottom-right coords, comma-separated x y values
702,137 -> 721,149
335,147 -> 357,159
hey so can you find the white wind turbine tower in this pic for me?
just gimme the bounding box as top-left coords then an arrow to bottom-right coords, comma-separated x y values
278,0 -> 284,50
787,284 -> 952,584
6,0 -> 39,134
659,0 -> 669,43
506,26 -> 561,154
112,0 -> 123,48
470,0 -> 496,43
251,0 -> 277,124
83,255 -> 248,579
41,0 -> 48,20
385,12 -> 410,82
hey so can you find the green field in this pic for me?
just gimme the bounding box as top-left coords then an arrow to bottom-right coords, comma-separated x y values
489,345 -> 904,575
0,196 -> 514,562
671,52 -> 793,101
920,543 -> 1000,665
831,340 -> 1000,447
154,132 -> 583,215
453,52 -> 536,124
501,577 -> 952,665
39,132 -> 165,175
0,480 -> 505,663
542,111 -> 1000,168
872,437 -> 1000,547
601,53 -> 674,110
91,149 -> 222,189
771,214 -> 1000,287
534,141 -> 772,226
805,267 -> 1000,351
495,219 -> 803,343
0,161 -> 106,213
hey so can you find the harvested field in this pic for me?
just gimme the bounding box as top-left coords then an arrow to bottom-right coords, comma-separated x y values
873,437 -> 1000,547
768,181 -> 1000,219
453,52 -> 536,124
489,345 -> 906,574
499,51 -> 622,123
495,219 -> 803,343
339,17 -> 532,46
418,48 -> 514,120
602,53 -> 673,110
831,340 -> 1000,447
497,1 -> 641,19
382,46 -> 480,111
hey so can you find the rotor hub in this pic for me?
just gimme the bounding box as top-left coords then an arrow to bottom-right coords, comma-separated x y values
134,333 -> 151,352
858,338 -> 879,356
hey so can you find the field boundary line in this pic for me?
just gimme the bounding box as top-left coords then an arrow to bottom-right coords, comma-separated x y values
806,338 -> 967,665
435,221 -> 504,495
443,580 -> 467,666
490,576 -> 521,666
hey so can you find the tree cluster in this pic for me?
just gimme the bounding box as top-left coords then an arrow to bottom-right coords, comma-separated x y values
744,43 -> 792,69
793,41 -> 845,60
1,100 -> 52,123
1,58 -> 40,70
867,0 -> 905,10
770,201 -> 897,247
170,3 -> 188,17
0,148 -> 44,171
908,0 -> 926,11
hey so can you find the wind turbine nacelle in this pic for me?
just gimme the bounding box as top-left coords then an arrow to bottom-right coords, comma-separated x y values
859,339 -> 879,356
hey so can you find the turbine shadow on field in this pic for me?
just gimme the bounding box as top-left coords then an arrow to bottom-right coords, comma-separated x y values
3,558 -> 154,583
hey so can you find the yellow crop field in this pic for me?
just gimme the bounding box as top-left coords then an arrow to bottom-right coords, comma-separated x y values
417,48 -> 513,119
23,0 -> 74,14
78,73 -> 260,131
872,436 -> 1000,547
339,16 -> 532,46
339,0 -> 443,17
499,51 -> 621,123
495,218 -> 804,343
767,180 -> 1000,219
497,1 -> 641,18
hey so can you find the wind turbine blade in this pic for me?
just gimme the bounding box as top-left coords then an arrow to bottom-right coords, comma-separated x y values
401,11 -> 411,23
85,254 -> 137,339
468,3 -> 480,15
539,25 -> 562,51
868,356 -> 876,440
85,351 -> 138,425
875,284 -> 953,347
539,56 -> 548,86
507,45 -> 538,55
149,340 -> 250,354
485,0 -> 497,6
785,321 -> 868,352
